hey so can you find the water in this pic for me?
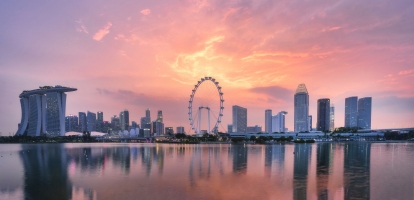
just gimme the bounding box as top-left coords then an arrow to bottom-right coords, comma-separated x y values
0,142 -> 413,200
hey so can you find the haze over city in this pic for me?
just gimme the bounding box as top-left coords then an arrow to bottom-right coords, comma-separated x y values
1,0 -> 414,135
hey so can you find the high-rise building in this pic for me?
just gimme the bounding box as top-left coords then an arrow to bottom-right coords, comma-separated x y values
265,109 -> 272,133
176,126 -> 185,134
232,105 -> 247,133
119,109 -> 129,131
102,121 -> 110,133
317,98 -> 330,132
345,96 -> 358,128
294,84 -> 309,132
16,85 -> 77,136
79,112 -> 87,132
111,115 -> 120,132
157,110 -> 163,123
272,111 -> 288,133
146,108 -> 151,121
165,127 -> 174,135
358,97 -> 372,129
97,111 -> 103,132
227,124 -> 233,133
247,125 -> 262,133
153,121 -> 164,135
131,121 -> 138,129
140,117 -> 151,132
330,105 -> 335,131
308,115 -> 312,131
87,111 -> 96,132
65,115 -> 78,132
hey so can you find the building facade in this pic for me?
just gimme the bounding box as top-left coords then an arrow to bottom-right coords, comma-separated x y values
176,126 -> 185,134
330,105 -> 335,131
97,111 -> 103,132
308,115 -> 312,131
265,109 -> 272,133
232,105 -> 247,133
294,84 -> 309,132
16,85 -> 77,136
317,98 -> 330,132
358,97 -> 372,129
78,112 -> 87,132
246,125 -> 262,133
65,115 -> 78,132
345,96 -> 358,128
272,111 -> 288,133
87,111 -> 96,132
227,124 -> 233,133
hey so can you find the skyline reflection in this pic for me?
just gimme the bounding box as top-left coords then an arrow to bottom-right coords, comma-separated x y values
0,143 -> 413,199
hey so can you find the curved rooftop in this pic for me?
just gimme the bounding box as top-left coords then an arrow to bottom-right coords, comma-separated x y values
19,85 -> 77,98
295,84 -> 308,94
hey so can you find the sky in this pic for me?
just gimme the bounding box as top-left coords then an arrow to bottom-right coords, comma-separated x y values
0,0 -> 413,135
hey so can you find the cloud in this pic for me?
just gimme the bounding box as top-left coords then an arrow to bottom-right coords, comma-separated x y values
140,9 -> 151,15
250,85 -> 294,101
76,19 -> 88,34
93,22 -> 112,41
398,69 -> 414,75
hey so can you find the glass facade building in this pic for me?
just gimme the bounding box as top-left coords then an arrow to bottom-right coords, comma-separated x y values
358,97 -> 372,129
317,98 -> 330,132
294,84 -> 309,132
345,96 -> 358,128
232,105 -> 247,133
265,109 -> 272,133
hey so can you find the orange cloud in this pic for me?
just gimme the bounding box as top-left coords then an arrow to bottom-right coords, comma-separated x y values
93,22 -> 112,41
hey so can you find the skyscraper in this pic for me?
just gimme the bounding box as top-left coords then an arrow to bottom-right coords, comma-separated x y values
119,109 -> 130,131
227,124 -> 233,133
317,98 -> 330,132
157,110 -> 163,123
146,108 -> 151,121
111,115 -> 120,132
265,109 -> 272,133
232,105 -> 247,133
330,105 -> 335,131
308,115 -> 312,131
16,85 -> 77,136
358,97 -> 372,129
165,127 -> 174,135
65,115 -> 78,132
294,84 -> 309,132
78,112 -> 87,132
272,111 -> 288,133
87,111 -> 96,132
97,111 -> 103,132
345,96 -> 358,128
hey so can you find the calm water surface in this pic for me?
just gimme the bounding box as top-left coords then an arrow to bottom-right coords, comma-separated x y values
0,142 -> 413,200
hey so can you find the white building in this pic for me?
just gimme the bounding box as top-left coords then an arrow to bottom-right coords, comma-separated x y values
272,111 -> 288,133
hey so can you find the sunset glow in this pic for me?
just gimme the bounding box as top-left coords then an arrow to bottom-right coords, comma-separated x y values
1,0 -> 413,134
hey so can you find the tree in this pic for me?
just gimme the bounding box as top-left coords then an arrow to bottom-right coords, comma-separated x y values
250,136 -> 257,142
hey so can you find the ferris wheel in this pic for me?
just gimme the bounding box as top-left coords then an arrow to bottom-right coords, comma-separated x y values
188,77 -> 224,134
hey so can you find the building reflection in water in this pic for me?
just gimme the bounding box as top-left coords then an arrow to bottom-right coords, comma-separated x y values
293,144 -> 311,200
316,143 -> 332,199
344,142 -> 370,199
9,143 -> 381,199
19,144 -> 72,200
231,145 -> 248,173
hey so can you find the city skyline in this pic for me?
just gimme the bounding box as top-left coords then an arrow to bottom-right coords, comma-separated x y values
1,0 -> 414,135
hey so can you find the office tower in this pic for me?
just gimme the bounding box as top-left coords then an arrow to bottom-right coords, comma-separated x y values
317,98 -> 330,132
246,125 -> 262,133
232,105 -> 247,133
97,111 -> 103,132
345,96 -> 358,128
87,111 -> 96,132
227,124 -> 233,133
111,115 -> 120,132
119,109 -> 129,131
265,109 -> 272,133
131,121 -> 138,129
272,111 -> 288,133
78,112 -> 87,132
153,121 -> 164,135
157,110 -> 163,123
358,97 -> 372,129
16,85 -> 77,136
65,115 -> 78,132
146,108 -> 151,121
330,105 -> 335,131
102,121 -> 110,133
308,115 -> 312,131
294,84 -> 309,132
165,127 -> 174,135
176,126 -> 185,134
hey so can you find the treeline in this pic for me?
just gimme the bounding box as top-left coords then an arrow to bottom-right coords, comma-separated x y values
0,132 -> 97,143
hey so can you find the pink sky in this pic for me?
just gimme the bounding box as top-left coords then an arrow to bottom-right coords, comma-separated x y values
0,0 -> 413,134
